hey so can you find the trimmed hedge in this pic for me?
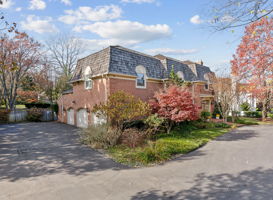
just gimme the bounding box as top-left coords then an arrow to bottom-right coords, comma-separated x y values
244,111 -> 262,118
25,103 -> 51,109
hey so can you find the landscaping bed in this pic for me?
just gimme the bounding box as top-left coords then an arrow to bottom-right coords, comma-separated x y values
108,126 -> 229,166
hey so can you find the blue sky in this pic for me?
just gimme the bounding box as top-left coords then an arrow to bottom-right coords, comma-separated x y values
1,0 -> 244,71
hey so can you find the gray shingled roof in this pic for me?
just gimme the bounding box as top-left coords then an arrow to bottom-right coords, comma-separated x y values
70,45 -> 213,82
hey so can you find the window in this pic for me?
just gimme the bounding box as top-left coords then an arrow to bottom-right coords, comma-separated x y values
204,73 -> 210,90
85,75 -> 92,89
135,65 -> 147,88
84,66 -> 92,90
177,71 -> 185,80
136,73 -> 146,88
204,83 -> 209,90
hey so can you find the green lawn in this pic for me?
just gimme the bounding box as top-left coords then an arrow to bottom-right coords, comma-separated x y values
234,117 -> 260,125
108,127 -> 229,166
0,105 -> 26,109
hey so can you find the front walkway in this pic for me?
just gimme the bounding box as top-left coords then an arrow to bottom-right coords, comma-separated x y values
1,122 -> 273,199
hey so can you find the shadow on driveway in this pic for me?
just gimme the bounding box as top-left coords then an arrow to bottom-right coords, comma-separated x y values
131,167 -> 273,200
216,128 -> 258,141
0,122 -> 127,182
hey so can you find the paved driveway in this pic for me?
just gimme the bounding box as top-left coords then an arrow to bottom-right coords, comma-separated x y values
1,123 -> 273,200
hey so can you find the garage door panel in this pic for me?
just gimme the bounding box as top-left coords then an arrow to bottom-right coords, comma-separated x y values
77,109 -> 88,128
67,109 -> 74,125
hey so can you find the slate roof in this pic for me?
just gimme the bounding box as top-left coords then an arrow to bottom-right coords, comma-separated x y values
70,45 -> 214,82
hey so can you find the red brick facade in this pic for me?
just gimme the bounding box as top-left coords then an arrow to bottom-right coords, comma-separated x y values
58,75 -> 214,127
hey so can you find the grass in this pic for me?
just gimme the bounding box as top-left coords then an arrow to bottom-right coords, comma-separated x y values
0,104 -> 26,109
234,117 -> 260,125
108,127 -> 229,166
233,117 -> 273,125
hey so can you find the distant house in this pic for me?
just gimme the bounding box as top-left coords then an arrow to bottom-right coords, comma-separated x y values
57,46 -> 215,128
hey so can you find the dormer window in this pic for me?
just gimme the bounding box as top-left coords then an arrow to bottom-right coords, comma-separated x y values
84,66 -> 93,90
177,71 -> 185,80
204,73 -> 210,91
136,73 -> 145,87
135,65 -> 147,89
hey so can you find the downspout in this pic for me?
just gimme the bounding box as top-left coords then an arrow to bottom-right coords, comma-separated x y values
192,83 -> 195,104
62,97 -> 64,122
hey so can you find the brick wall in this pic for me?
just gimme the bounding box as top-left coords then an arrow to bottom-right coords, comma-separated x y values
57,78 -> 109,125
58,77 -> 215,126
109,78 -> 163,102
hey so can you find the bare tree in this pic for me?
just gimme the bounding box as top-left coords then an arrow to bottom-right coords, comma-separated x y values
207,0 -> 273,31
46,34 -> 85,78
212,70 -> 241,122
0,32 -> 41,110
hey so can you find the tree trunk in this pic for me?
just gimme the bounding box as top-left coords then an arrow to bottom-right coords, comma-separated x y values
262,101 -> 267,121
167,121 -> 174,134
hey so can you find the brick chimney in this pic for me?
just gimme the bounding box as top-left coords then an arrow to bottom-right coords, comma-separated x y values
197,60 -> 203,66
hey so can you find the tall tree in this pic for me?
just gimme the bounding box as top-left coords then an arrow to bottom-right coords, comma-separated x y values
212,75 -> 238,122
46,34 -> 85,78
0,32 -> 41,110
208,0 -> 273,31
231,17 -> 273,120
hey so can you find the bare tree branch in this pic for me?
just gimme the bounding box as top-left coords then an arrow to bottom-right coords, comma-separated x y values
207,0 -> 273,31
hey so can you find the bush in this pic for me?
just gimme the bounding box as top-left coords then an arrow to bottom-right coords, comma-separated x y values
93,91 -> 150,130
240,102 -> 251,111
192,121 -> 216,129
26,107 -> 43,122
52,104 -> 59,114
25,103 -> 51,109
268,113 -> 273,119
212,102 -> 222,118
244,111 -> 262,118
145,114 -> 165,135
119,128 -> 148,148
80,123 -> 121,149
0,109 -> 10,122
150,85 -> 198,133
201,111 -> 211,121
189,121 -> 230,129
123,120 -> 146,130
214,122 -> 231,128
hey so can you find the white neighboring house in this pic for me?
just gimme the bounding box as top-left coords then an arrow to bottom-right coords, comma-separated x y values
231,75 -> 257,113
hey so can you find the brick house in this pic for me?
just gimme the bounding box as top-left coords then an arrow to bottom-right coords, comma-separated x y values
57,46 -> 215,128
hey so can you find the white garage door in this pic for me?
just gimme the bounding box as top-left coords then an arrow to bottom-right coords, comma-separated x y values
77,109 -> 88,128
67,109 -> 74,125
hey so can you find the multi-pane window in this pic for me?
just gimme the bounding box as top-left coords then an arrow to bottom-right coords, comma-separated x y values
85,75 -> 92,89
135,65 -> 147,89
136,73 -> 145,88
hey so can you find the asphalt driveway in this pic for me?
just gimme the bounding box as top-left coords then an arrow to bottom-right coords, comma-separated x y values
1,122 -> 273,200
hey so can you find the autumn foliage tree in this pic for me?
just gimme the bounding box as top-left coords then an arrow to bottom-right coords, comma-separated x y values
0,32 -> 41,110
150,85 -> 198,133
231,17 -> 273,120
93,91 -> 150,130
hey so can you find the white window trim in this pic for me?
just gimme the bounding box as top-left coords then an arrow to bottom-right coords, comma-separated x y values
136,73 -> 147,89
85,76 -> 93,90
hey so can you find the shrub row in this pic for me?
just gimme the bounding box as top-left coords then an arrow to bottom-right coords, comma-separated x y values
25,103 -> 58,113
244,111 -> 262,118
25,103 -> 51,109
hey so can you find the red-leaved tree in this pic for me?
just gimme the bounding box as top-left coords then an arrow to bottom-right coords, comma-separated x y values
150,85 -> 198,133
0,32 -> 41,110
231,17 -> 273,120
